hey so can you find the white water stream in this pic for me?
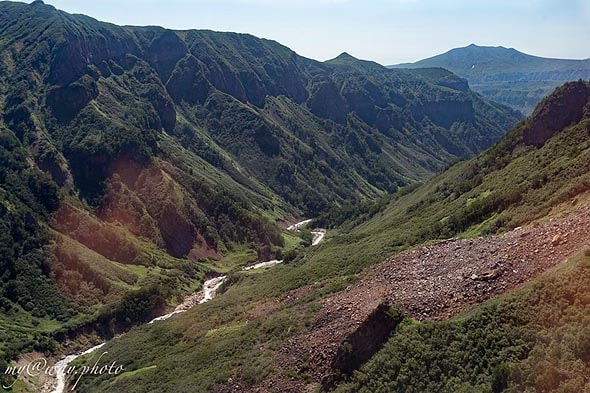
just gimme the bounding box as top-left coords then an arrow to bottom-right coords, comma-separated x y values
50,343 -> 105,393
242,259 -> 283,270
48,219 -> 324,393
311,230 -> 325,246
287,219 -> 312,231
148,275 -> 227,324
287,218 -> 325,246
49,275 -> 228,393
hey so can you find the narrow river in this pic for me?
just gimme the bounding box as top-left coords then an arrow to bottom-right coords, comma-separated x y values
148,275 -> 228,324
48,219 -> 323,393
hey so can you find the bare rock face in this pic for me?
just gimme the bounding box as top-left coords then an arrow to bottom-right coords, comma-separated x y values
47,76 -> 98,122
306,76 -> 349,124
321,303 -> 404,391
146,29 -> 188,82
166,54 -> 212,105
522,81 -> 590,146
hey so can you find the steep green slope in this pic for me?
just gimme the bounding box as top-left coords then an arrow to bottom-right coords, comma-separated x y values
68,82 -> 589,392
0,2 -> 521,213
165,47 -> 521,213
0,126 -> 71,372
392,44 -> 590,114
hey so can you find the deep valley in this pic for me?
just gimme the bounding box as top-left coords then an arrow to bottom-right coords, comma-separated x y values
0,1 -> 589,392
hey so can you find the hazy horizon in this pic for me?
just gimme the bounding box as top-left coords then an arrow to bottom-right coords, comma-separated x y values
27,0 -> 590,65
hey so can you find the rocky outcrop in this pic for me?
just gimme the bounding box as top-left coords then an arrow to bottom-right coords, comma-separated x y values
47,76 -> 98,122
522,81 -> 590,146
146,29 -> 188,82
306,76 -> 349,123
321,303 -> 404,391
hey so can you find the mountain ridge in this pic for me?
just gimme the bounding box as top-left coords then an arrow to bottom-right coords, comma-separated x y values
393,44 -> 590,73
397,43 -> 589,62
0,0 -> 522,212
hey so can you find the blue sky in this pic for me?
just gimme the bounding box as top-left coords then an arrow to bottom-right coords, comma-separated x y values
41,0 -> 590,65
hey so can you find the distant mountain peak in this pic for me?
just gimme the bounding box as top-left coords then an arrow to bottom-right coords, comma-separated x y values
331,52 -> 358,61
30,0 -> 56,11
325,52 -> 386,71
390,44 -> 590,114
460,43 -> 510,51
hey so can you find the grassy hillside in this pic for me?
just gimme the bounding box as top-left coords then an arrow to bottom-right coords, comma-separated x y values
65,83 -> 590,392
392,44 -> 590,114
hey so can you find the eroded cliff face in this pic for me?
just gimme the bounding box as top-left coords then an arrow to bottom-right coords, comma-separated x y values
321,303 -> 404,391
522,81 -> 590,146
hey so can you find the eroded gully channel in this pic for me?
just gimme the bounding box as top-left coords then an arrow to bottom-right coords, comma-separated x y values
48,219 -> 324,393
